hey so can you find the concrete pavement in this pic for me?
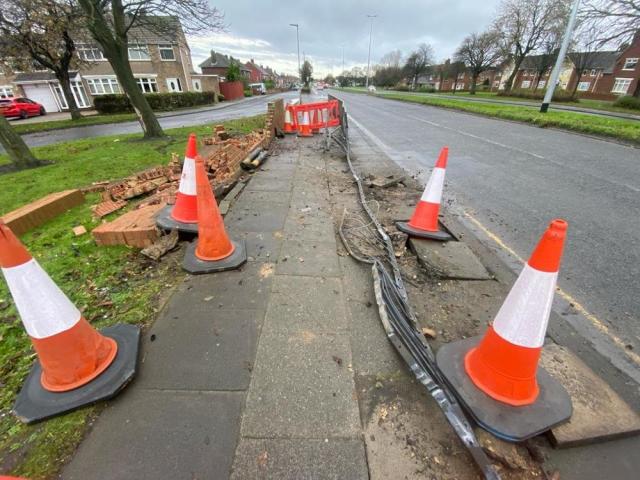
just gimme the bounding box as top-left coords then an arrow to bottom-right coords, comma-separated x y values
330,89 -> 640,385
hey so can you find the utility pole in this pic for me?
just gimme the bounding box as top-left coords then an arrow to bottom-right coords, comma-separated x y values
290,23 -> 301,102
540,0 -> 580,113
341,45 -> 345,87
365,14 -> 377,89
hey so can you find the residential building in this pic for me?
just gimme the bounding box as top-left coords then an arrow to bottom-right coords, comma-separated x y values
199,51 -> 251,80
245,59 -> 273,83
2,17 -> 219,113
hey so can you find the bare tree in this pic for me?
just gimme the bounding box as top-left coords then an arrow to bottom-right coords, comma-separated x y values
375,50 -> 404,87
529,29 -> 562,90
380,50 -> 403,69
568,20 -> 610,95
0,116 -> 39,169
495,0 -> 571,91
582,0 -> 640,45
78,0 -> 225,139
455,31 -> 504,94
403,43 -> 435,89
0,0 -> 85,120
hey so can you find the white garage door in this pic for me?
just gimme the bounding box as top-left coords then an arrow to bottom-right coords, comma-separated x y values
22,84 -> 60,112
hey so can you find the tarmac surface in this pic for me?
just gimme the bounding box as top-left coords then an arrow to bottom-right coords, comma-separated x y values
16,91 -> 300,148
330,89 -> 640,384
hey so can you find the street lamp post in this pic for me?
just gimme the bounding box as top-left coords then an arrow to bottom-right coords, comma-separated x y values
365,14 -> 377,89
341,45 -> 345,88
290,23 -> 301,102
540,0 -> 580,113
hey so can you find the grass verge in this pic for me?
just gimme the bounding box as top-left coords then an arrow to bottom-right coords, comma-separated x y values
337,88 -> 640,143
0,115 -> 265,479
10,113 -> 138,135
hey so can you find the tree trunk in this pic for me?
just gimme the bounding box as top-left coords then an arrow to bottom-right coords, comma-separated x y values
56,70 -> 83,120
452,78 -> 458,94
571,70 -> 582,97
107,45 -> 164,138
0,116 -> 39,169
470,73 -> 479,94
504,57 -> 524,92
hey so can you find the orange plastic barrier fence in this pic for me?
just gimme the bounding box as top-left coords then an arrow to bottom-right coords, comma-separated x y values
290,100 -> 340,133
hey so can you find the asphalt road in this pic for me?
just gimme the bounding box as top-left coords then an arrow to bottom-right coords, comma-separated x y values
331,89 -> 640,383
18,91 -> 301,148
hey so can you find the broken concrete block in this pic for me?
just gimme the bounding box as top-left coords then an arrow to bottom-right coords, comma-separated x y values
541,344 -> 640,448
72,225 -> 87,236
409,238 -> 491,280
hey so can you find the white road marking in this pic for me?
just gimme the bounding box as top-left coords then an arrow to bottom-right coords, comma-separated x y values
405,114 -> 546,159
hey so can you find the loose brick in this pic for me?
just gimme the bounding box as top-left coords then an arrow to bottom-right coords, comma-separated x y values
92,202 -> 165,248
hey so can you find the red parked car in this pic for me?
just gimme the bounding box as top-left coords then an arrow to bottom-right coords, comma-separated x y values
0,97 -> 46,119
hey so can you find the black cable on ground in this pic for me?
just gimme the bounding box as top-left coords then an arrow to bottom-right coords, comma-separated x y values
329,98 -> 500,480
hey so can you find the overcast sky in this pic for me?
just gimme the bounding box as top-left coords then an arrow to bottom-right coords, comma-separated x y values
187,1 -> 502,77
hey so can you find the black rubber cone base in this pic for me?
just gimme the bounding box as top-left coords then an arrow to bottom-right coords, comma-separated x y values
436,336 -> 572,442
395,221 -> 452,241
155,205 -> 199,234
182,238 -> 247,274
13,324 -> 140,424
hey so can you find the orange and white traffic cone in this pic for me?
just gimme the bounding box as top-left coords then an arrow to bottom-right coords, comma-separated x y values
297,110 -> 313,137
284,105 -> 296,134
182,156 -> 247,274
1,222 -> 139,424
156,133 -> 199,233
437,220 -> 572,442
396,147 -> 451,241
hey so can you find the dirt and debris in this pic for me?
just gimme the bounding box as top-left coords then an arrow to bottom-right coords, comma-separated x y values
141,230 -> 180,261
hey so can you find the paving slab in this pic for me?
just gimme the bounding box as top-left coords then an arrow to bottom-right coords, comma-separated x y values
409,238 -> 491,280
233,190 -> 291,208
245,175 -> 293,193
227,203 -> 289,233
283,209 -> 336,242
185,261 -> 275,311
262,275 -> 348,334
63,390 -> 244,480
230,438 -> 369,480
226,230 -> 284,262
275,239 -> 341,277
542,344 -> 640,448
241,331 -> 361,438
137,308 -> 263,391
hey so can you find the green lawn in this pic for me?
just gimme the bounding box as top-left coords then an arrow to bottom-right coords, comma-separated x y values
337,87 -> 640,143
0,115 -> 264,479
10,113 -> 138,135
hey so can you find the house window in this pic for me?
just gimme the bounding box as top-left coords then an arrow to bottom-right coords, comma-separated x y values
538,80 -> 546,88
159,44 -> 175,61
611,77 -> 632,94
455,82 -> 464,90
493,81 -> 500,87
457,72 -> 464,79
77,46 -> 105,61
590,69 -> 597,76
0,86 -> 13,98
86,78 -> 121,95
136,77 -> 158,93
128,44 -> 151,61
577,81 -> 591,91
623,58 -> 638,70
192,79 -> 202,91
521,80 -> 531,88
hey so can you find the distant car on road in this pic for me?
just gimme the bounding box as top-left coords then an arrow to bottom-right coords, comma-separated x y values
367,85 -> 377,93
0,97 -> 46,119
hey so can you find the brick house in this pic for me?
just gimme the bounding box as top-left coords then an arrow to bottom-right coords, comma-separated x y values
199,51 -> 251,80
506,31 -> 640,99
1,17 -> 219,112
245,59 -> 274,83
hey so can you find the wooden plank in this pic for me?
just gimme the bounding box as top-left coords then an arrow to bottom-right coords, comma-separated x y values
541,344 -> 640,448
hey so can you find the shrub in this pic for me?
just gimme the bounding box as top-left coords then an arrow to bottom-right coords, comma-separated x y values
94,91 -> 217,114
243,89 -> 253,97
498,88 -> 576,102
392,85 -> 411,92
217,93 -> 225,102
301,87 -> 311,94
613,95 -> 640,110
417,85 -> 436,93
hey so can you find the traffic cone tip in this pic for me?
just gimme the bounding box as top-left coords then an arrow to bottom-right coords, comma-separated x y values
186,133 -> 198,158
528,219 -> 567,273
0,222 -> 32,268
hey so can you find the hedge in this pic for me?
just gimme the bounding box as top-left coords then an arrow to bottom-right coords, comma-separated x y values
613,95 -> 640,110
498,88 -> 577,102
93,91 -> 217,114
